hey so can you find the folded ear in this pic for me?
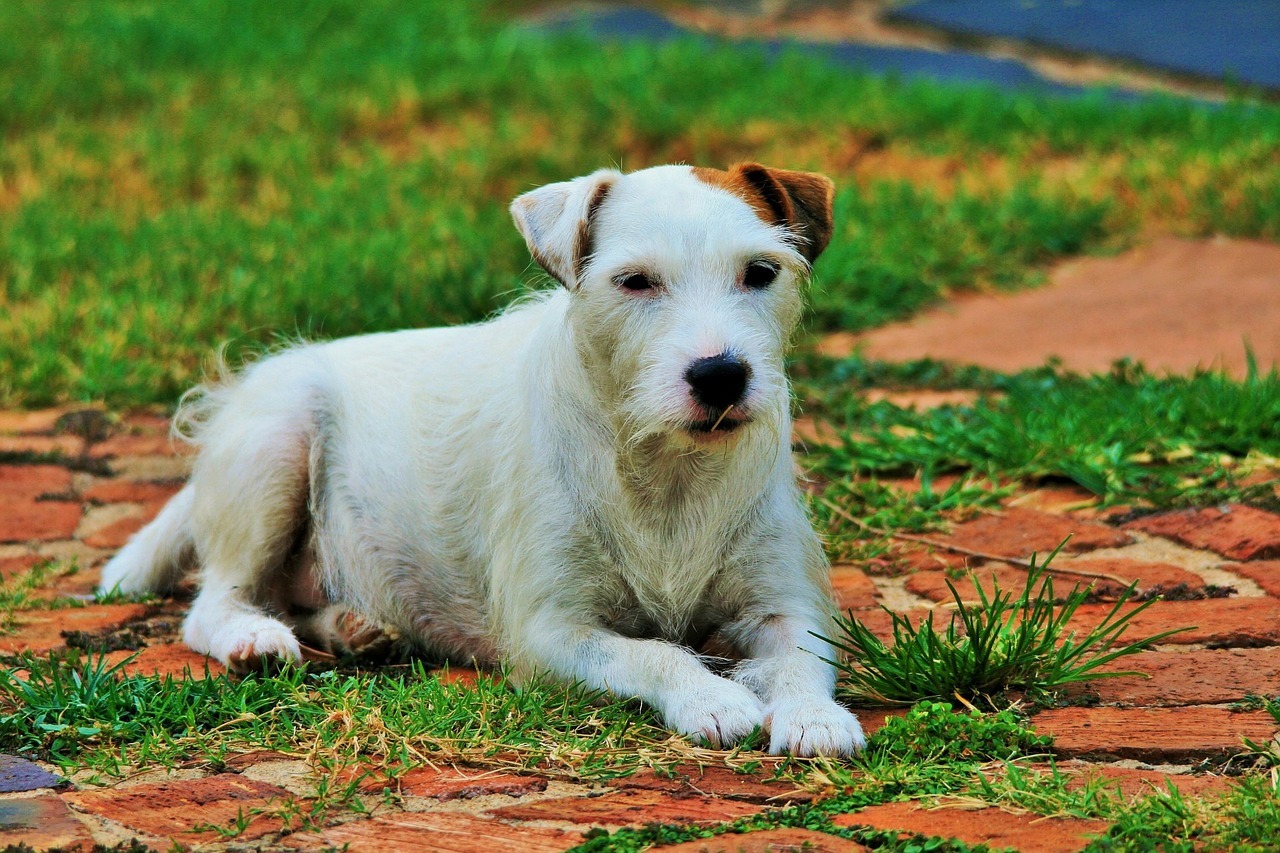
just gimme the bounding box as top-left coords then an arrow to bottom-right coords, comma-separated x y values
733,163 -> 835,264
510,169 -> 621,288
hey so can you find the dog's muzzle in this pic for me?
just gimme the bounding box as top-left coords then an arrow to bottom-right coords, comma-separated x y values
685,353 -> 751,434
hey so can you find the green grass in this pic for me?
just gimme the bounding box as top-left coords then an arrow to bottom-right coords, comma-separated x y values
3,0 -> 1280,405
828,547 -> 1185,709
0,651 -> 688,781
803,356 -> 1280,510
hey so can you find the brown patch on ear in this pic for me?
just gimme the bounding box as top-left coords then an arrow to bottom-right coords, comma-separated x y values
693,163 -> 836,263
573,179 -> 614,283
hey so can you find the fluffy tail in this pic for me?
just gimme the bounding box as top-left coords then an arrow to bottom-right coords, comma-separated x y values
98,483 -> 196,595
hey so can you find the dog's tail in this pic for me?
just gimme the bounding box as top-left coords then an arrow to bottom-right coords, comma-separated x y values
98,483 -> 196,595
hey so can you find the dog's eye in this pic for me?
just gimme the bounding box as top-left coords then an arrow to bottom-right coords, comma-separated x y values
743,261 -> 779,290
617,273 -> 656,293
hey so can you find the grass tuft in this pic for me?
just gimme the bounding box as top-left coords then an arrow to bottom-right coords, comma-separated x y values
826,543 -> 1186,708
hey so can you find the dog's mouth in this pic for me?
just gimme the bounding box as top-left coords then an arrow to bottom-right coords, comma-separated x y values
685,406 -> 750,437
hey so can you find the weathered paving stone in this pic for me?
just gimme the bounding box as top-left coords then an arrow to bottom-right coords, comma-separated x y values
830,562 -> 879,610
833,802 -> 1109,853
1077,647 -> 1280,706
0,501 -> 82,544
281,811 -> 583,852
82,480 -> 183,504
0,553 -> 45,581
0,794 -> 93,851
1031,706 -> 1278,762
1126,505 -> 1280,561
1229,559 -> 1280,597
0,755 -> 64,793
353,765 -> 549,800
1066,597 -> 1280,647
654,827 -> 869,851
488,788 -> 765,827
904,558 -> 1205,604
1060,763 -> 1235,799
938,507 -> 1132,558
0,465 -> 74,500
0,603 -> 151,654
65,772 -> 296,845
616,764 -> 811,804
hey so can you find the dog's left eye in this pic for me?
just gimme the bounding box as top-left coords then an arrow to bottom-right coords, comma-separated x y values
616,273 -> 656,293
743,261 -> 779,289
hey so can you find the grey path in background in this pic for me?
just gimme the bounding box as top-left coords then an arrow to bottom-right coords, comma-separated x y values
532,6 -> 1155,100
890,0 -> 1280,94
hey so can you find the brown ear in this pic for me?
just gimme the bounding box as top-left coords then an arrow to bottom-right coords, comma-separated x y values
734,163 -> 835,264
510,169 -> 620,288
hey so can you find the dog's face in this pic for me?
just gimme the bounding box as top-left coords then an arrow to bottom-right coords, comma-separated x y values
512,163 -> 834,447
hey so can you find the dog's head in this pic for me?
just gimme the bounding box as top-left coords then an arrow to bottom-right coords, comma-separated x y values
511,163 -> 834,448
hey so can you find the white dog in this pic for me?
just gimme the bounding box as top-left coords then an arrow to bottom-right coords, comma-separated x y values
100,163 -> 865,756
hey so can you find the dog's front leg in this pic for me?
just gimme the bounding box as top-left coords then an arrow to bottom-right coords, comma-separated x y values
725,611 -> 866,757
517,617 -> 766,748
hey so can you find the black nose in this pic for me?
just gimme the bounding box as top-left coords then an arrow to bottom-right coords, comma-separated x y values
685,354 -> 749,410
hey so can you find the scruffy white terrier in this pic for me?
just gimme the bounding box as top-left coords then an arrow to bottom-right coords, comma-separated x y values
101,162 -> 865,756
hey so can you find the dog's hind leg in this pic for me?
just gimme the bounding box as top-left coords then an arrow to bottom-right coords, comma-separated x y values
181,373 -> 320,673
99,484 -> 196,595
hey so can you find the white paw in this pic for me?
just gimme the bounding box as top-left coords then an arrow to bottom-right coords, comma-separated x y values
98,550 -> 148,596
664,680 -> 766,748
188,614 -> 303,674
765,698 -> 865,757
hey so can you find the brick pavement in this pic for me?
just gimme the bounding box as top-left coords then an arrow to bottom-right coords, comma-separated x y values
1,408 -> 1279,851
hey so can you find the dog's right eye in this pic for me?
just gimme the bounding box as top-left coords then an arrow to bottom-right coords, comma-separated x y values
616,273 -> 656,293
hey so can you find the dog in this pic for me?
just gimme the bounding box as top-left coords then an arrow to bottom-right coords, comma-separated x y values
100,163 -> 865,757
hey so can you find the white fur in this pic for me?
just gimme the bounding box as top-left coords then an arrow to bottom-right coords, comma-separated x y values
100,164 -> 865,756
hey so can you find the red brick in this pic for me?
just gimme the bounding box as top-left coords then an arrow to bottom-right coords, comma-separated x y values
105,643 -> 225,679
832,802 -> 1109,853
282,811 -> 583,852
65,773 -> 295,845
0,553 -> 46,581
617,764 -> 811,804
830,563 -> 878,610
0,794 -> 93,851
1073,647 -> 1280,706
0,465 -> 73,499
1031,706 -> 1277,762
1126,505 -> 1280,561
655,828 -> 868,852
83,514 -> 149,549
841,607 -> 947,644
82,480 -> 183,505
355,765 -> 548,800
940,508 -> 1131,559
1062,764 -> 1234,799
905,559 -> 1205,604
1231,559 -> 1280,597
1066,597 -> 1280,647
488,788 -> 764,827
0,500 -> 82,543
0,603 -> 151,654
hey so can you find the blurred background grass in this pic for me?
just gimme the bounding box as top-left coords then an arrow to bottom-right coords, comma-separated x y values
3,0 -> 1279,406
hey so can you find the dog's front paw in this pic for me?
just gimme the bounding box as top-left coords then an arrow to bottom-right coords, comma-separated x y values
664,680 -> 766,748
765,698 -> 865,757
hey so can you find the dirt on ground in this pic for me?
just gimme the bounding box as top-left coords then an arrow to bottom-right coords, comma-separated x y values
820,237 -> 1280,377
